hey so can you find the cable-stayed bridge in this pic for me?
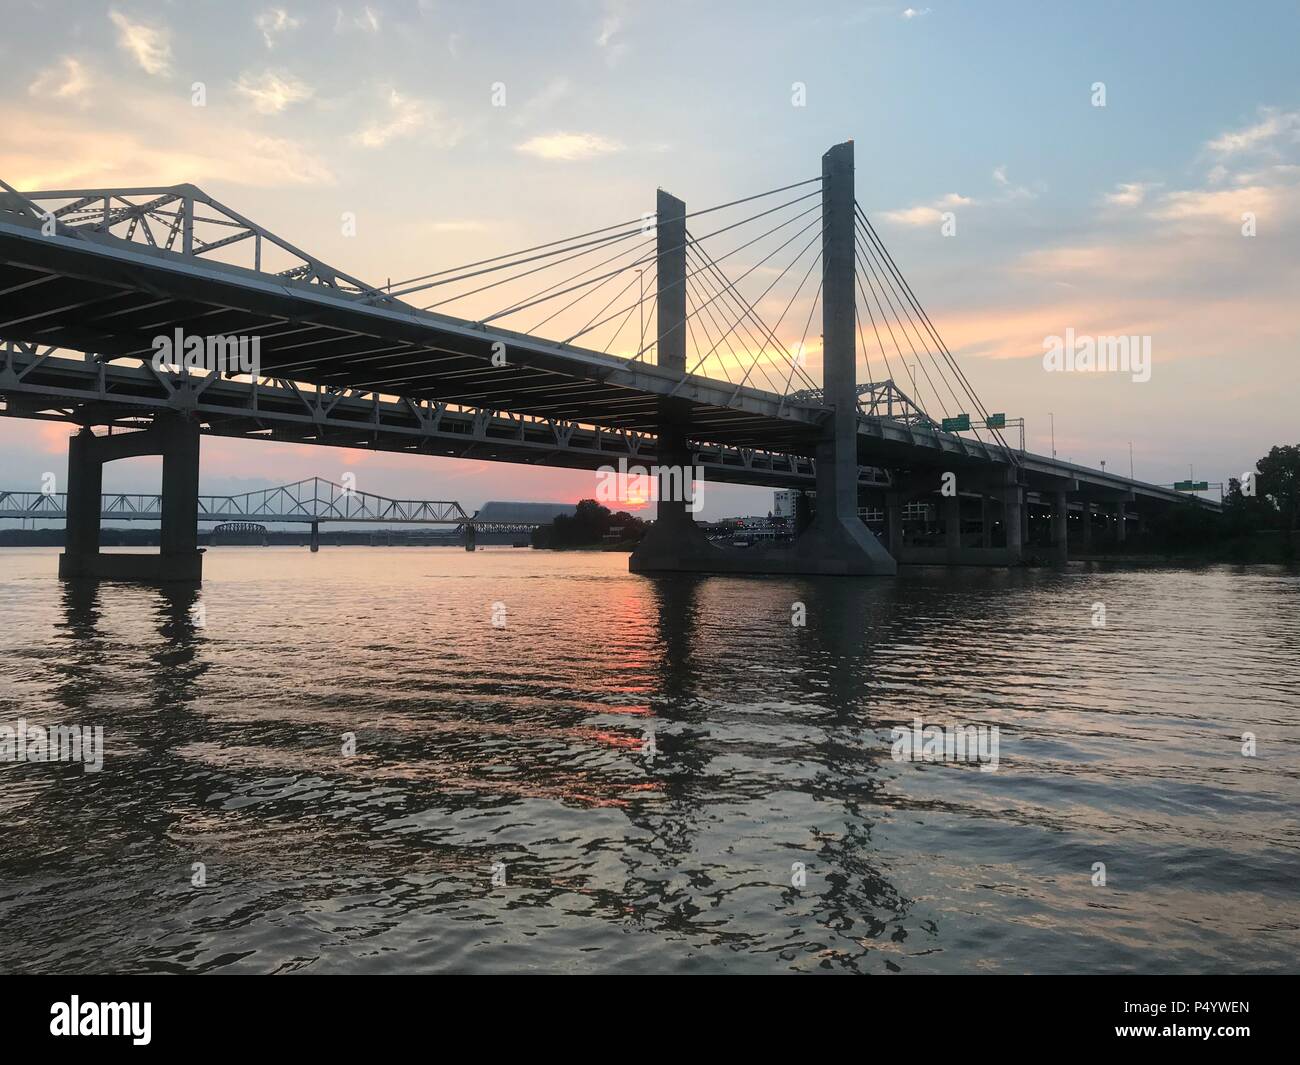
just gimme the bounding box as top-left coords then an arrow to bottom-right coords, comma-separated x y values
0,141 -> 1213,582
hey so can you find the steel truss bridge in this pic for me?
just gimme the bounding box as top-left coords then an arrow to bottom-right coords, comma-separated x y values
0,145 -> 1216,580
0,477 -> 473,526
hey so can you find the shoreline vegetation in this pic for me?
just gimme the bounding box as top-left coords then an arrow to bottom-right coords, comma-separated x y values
529,499 -> 647,551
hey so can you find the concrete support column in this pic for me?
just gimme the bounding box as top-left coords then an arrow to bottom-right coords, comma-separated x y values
944,494 -> 962,555
1021,496 -> 1030,547
630,189 -> 717,572
1052,490 -> 1068,563
794,140 -> 895,574
649,188 -> 694,536
630,141 -> 894,576
886,491 -> 903,557
310,519 -> 321,553
58,416 -> 202,582
1081,502 -> 1093,552
820,142 -> 861,531
63,429 -> 103,561
655,187 -> 687,377
1003,484 -> 1024,562
980,495 -> 993,548
1115,502 -> 1127,543
159,417 -> 200,558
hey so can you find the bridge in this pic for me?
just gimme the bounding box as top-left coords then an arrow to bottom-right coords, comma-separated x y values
0,141 -> 1216,581
0,477 -> 468,526
0,477 -> 570,552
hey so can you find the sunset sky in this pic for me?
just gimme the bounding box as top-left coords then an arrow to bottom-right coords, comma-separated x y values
1,0 -> 1297,517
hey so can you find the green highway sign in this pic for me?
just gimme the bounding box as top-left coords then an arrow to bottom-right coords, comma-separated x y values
1174,480 -> 1209,491
942,414 -> 971,432
986,413 -> 1006,429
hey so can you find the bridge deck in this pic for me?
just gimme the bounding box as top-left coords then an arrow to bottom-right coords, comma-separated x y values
0,210 -> 821,451
0,195 -> 1215,511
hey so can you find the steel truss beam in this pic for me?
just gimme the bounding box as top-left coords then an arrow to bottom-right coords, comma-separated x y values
0,477 -> 469,525
0,342 -> 891,490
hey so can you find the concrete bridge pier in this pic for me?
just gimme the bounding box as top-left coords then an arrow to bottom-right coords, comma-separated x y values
59,416 -> 202,582
886,491 -> 903,555
1051,489 -> 1069,563
629,189 -> 720,571
881,470 -> 1022,566
1080,502 -> 1094,553
1003,481 -> 1024,561
631,143 -> 895,576
944,494 -> 962,555
310,519 -> 320,552
1105,490 -> 1136,545
775,140 -> 895,575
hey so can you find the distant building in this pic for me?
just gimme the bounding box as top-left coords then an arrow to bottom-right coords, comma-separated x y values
773,490 -> 799,518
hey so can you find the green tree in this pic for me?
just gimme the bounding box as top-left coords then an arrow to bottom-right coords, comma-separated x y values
1256,445 -> 1300,530
531,499 -> 645,549
1222,475 -> 1276,536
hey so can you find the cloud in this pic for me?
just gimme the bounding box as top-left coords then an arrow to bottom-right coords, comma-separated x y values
596,1 -> 628,65
255,8 -> 302,49
1136,109 -> 1300,225
991,164 -> 1035,201
1104,181 -> 1156,208
1206,107 -> 1300,157
516,132 -> 623,161
1150,184 -> 1281,224
28,57 -> 92,102
335,5 -> 381,34
236,70 -> 314,114
874,106 -> 1300,418
108,9 -> 173,77
881,192 -> 970,226
0,104 -> 334,190
968,149 -> 1300,376
352,88 -> 461,148
514,78 -> 573,126
901,7 -> 931,18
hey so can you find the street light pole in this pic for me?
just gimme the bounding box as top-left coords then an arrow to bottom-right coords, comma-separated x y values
1049,412 -> 1056,459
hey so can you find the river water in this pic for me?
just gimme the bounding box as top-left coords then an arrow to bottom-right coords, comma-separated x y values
1,546 -> 1296,974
